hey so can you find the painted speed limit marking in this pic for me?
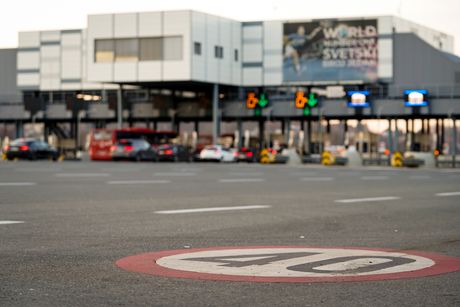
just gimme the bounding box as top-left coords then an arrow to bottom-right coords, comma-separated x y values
116,246 -> 460,283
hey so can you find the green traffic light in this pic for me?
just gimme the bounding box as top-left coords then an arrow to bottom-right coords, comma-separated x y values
303,107 -> 311,116
258,94 -> 268,108
307,93 -> 317,107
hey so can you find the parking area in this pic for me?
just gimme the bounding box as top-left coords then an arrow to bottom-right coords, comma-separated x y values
1,161 -> 460,306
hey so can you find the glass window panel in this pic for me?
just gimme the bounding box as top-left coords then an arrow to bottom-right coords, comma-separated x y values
163,36 -> 183,61
95,39 -> 114,62
115,39 -> 138,62
139,37 -> 162,61
194,42 -> 201,55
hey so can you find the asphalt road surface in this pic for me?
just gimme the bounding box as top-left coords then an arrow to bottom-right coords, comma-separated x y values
1,161 -> 460,306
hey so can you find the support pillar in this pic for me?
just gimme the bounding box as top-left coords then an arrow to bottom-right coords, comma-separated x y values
194,121 -> 199,135
306,120 -> 311,154
258,119 -> 264,151
212,84 -> 219,145
453,118 -> 457,168
15,121 -> 23,138
117,85 -> 123,129
441,119 -> 445,154
388,119 -> 393,153
237,119 -> 243,149
284,118 -> 290,146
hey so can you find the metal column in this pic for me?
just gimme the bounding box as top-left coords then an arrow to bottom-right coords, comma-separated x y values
117,85 -> 123,129
388,119 -> 393,153
237,119 -> 243,149
453,118 -> 457,168
212,84 -> 219,145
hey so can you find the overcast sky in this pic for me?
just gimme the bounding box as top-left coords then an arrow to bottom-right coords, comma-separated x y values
1,0 -> 459,55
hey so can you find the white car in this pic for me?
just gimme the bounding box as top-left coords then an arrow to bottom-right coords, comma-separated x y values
199,145 -> 236,162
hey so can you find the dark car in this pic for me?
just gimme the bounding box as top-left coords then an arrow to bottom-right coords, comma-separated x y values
111,139 -> 157,161
156,144 -> 191,162
5,138 -> 59,161
236,147 -> 257,163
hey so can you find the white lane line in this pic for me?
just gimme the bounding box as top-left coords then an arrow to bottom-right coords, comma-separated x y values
16,168 -> 61,172
409,175 -> 431,180
155,205 -> 271,214
300,177 -> 335,181
154,172 -> 196,177
290,172 -> 318,176
56,173 -> 110,178
360,176 -> 389,180
229,172 -> 264,176
439,169 -> 460,173
0,221 -> 24,225
219,178 -> 265,183
335,196 -> 401,203
435,192 -> 460,197
0,182 -> 36,186
107,180 -> 171,185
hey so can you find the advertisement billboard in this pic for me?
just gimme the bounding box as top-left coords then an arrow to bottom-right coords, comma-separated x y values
283,19 -> 378,83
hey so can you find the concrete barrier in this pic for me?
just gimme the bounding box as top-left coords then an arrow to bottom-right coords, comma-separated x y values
404,152 -> 436,168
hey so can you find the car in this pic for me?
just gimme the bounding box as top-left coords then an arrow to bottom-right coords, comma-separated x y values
156,144 -> 191,162
5,138 -> 60,161
111,139 -> 157,161
199,145 -> 237,162
236,147 -> 257,163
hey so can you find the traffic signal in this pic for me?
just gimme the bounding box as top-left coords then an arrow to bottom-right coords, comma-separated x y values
295,91 -> 317,116
245,92 -> 269,116
246,92 -> 259,109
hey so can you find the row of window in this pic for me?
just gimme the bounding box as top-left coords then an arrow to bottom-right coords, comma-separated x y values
95,36 -> 183,63
193,42 -> 238,62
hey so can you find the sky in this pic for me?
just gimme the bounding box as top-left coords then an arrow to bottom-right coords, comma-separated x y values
1,0 -> 459,55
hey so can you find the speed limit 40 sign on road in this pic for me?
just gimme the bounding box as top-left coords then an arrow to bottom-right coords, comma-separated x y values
116,246 -> 460,283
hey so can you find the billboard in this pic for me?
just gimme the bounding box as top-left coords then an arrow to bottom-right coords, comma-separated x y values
283,19 -> 378,83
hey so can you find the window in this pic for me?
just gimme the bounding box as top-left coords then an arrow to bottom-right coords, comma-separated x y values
234,49 -> 238,62
95,39 -> 114,62
115,39 -> 138,62
163,36 -> 183,60
214,46 -> 223,59
140,37 -> 162,61
194,42 -> 202,55
94,36 -> 182,62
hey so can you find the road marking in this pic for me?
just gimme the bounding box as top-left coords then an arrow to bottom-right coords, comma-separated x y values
155,205 -> 270,214
409,175 -> 431,180
229,172 -> 264,176
300,177 -> 335,181
219,178 -> 265,183
154,172 -> 196,177
290,172 -> 318,176
360,176 -> 389,180
16,168 -> 61,172
335,196 -> 400,203
116,246 -> 460,283
0,220 -> 24,225
56,173 -> 110,177
107,180 -> 171,185
0,182 -> 36,186
435,192 -> 460,197
439,169 -> 460,173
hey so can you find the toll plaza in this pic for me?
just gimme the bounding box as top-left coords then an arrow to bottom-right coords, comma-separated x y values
0,11 -> 459,165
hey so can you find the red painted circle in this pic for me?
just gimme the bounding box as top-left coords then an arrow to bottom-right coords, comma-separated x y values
116,246 -> 460,283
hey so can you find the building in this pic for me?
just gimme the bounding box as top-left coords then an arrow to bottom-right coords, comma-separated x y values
1,10 -> 460,155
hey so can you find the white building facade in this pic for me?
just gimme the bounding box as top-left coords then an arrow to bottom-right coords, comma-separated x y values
16,10 -> 454,91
